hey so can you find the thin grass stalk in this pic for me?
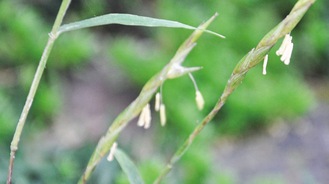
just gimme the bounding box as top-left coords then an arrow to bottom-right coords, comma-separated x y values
153,0 -> 315,183
6,0 -> 71,183
78,14 -> 219,184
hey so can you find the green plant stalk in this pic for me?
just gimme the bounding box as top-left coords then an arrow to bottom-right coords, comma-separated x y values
78,14 -> 219,184
153,0 -> 315,183
6,0 -> 71,183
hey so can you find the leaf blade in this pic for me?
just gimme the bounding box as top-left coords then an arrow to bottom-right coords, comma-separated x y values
59,13 -> 194,34
58,13 -> 225,38
114,148 -> 144,184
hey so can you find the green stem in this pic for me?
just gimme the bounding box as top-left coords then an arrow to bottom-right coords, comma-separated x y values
6,1 -> 71,183
153,0 -> 315,183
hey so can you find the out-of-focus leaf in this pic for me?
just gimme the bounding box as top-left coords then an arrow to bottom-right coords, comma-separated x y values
114,148 -> 144,184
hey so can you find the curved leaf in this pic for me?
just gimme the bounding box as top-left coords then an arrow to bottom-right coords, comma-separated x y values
58,13 -> 224,38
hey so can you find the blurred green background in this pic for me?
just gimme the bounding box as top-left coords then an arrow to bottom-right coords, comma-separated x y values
0,0 -> 328,183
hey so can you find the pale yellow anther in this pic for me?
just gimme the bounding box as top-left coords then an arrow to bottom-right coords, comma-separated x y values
276,33 -> 293,65
262,54 -> 269,75
137,110 -> 145,127
281,43 -> 293,65
155,92 -> 161,112
143,104 -> 151,129
196,90 -> 205,110
160,104 -> 166,126
137,103 -> 151,128
107,142 -> 118,162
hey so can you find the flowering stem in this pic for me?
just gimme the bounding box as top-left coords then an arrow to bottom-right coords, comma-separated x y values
153,0 -> 315,183
6,1 -> 71,183
78,14 -> 219,184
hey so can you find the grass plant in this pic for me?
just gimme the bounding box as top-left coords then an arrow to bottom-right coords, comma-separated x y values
6,0 -> 315,183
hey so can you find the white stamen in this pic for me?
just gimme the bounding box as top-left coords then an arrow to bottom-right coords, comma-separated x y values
143,104 -> 152,129
282,43 -> 294,65
137,104 -> 151,127
189,73 -> 205,110
160,104 -> 166,126
262,54 -> 268,75
196,90 -> 205,110
107,142 -> 118,162
155,92 -> 161,111
276,34 -> 292,56
276,33 -> 293,65
137,109 -> 146,127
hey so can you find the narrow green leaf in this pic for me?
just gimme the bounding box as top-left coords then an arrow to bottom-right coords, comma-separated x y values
58,13 -> 225,38
114,148 -> 144,184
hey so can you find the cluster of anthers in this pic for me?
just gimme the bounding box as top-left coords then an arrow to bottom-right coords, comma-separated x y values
263,33 -> 294,75
107,70 -> 205,162
107,44 -> 206,161
106,34 -> 294,162
137,73 -> 205,129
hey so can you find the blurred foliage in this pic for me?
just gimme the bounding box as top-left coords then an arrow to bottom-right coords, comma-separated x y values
0,1 -> 93,68
0,0 -> 94,183
0,0 -> 93,127
0,0 -> 326,183
0,143 -> 97,184
294,0 -> 329,78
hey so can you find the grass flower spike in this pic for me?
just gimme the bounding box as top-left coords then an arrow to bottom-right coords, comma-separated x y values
155,1 -> 315,183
